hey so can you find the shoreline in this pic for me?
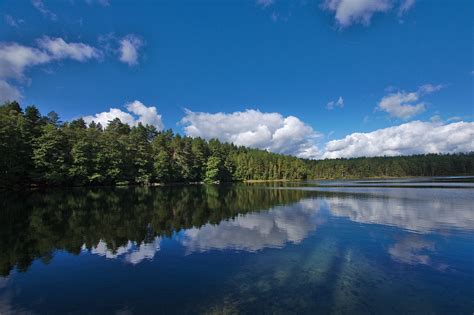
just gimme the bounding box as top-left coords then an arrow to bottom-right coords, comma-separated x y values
2,175 -> 473,191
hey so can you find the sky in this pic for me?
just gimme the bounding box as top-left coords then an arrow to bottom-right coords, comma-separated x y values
0,0 -> 473,159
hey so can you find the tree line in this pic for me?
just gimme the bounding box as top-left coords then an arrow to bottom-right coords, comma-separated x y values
1,101 -> 473,188
306,153 -> 474,179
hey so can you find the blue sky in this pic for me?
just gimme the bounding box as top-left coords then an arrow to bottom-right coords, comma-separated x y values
1,0 -> 473,158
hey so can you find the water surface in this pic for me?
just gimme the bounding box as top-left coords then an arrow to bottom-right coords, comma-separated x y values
1,178 -> 473,314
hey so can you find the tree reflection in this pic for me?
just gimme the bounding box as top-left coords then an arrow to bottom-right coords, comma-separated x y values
2,185 -> 472,276
0,185 -> 310,276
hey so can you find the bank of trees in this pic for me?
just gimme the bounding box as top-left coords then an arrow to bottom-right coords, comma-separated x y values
306,153 -> 474,179
0,102 -> 308,187
1,101 -> 473,188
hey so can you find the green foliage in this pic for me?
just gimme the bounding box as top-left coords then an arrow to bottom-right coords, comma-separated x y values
32,124 -> 70,184
0,101 -> 473,188
204,155 -> 222,183
306,154 -> 474,179
0,102 -> 30,186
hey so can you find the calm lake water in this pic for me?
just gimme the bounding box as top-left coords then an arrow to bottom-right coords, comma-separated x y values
1,178 -> 473,314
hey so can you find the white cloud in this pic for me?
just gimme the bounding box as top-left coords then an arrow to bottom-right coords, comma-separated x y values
181,109 -> 321,158
0,80 -> 21,103
83,107 -> 135,126
0,35 -> 140,90
0,37 -> 101,101
119,35 -> 143,66
321,0 -> 392,27
398,0 -> 415,16
322,120 -> 474,158
417,83 -> 443,94
83,100 -> 164,129
326,96 -> 344,110
31,0 -> 57,21
180,108 -> 473,159
0,38 -> 100,80
321,0 -> 416,27
377,84 -> 443,119
126,100 -> 164,128
378,91 -> 425,119
0,43 -> 50,81
37,37 -> 101,61
4,15 -> 24,28
256,0 -> 275,8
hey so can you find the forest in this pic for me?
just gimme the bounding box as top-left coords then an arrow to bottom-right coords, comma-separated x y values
1,101 -> 473,188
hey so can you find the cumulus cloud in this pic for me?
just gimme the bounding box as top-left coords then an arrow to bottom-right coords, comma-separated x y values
0,42 -> 50,81
126,100 -> 164,127
31,0 -> 57,21
377,84 -> 443,119
181,109 -> 321,158
180,108 -> 473,159
321,0 -> 416,27
37,37 -> 101,61
119,35 -> 143,66
321,0 -> 392,27
326,96 -> 344,110
378,91 -> 425,119
0,80 -> 21,103
322,120 -> 474,158
83,100 -> 164,129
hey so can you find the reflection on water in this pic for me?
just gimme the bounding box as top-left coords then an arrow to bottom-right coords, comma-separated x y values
180,199 -> 322,253
0,180 -> 473,314
88,238 -> 162,265
323,188 -> 474,233
389,236 -> 436,266
0,185 -> 309,275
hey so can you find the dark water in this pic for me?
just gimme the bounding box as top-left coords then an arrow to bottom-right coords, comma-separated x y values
1,178 -> 473,314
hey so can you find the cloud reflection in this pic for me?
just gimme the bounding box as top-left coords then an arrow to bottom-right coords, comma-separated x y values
87,238 -> 161,265
324,188 -> 474,233
388,236 -> 434,265
85,199 -> 324,262
84,187 -> 473,264
180,199 -> 323,253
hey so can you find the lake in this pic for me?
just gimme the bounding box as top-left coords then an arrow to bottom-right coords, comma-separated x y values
1,178 -> 473,314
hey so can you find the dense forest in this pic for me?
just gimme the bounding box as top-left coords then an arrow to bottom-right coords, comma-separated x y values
1,101 -> 473,188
